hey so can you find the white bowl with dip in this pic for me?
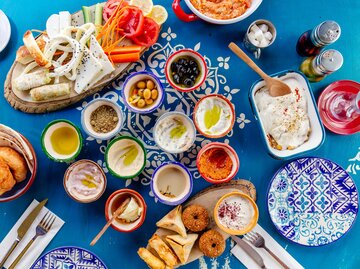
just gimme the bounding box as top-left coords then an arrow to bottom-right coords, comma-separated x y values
105,136 -> 147,179
151,161 -> 193,206
172,0 -> 262,25
214,191 -> 258,235
41,119 -> 83,162
193,94 -> 235,138
105,189 -> 147,233
154,112 -> 196,154
63,159 -> 106,203
249,70 -> 325,160
81,98 -> 124,141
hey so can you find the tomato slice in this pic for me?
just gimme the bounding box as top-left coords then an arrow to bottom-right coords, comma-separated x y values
131,17 -> 160,47
103,0 -> 128,22
117,6 -> 145,38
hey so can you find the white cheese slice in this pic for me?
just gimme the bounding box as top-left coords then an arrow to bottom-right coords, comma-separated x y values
74,46 -> 102,94
88,35 -> 115,87
46,14 -> 60,39
59,11 -> 71,32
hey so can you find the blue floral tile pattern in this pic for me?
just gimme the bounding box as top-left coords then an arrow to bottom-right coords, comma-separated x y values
31,246 -> 107,269
267,157 -> 358,246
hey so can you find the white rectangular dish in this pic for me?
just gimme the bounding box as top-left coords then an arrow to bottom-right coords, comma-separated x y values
249,70 -> 325,160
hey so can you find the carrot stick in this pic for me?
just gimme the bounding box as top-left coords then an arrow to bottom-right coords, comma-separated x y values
105,45 -> 142,55
109,52 -> 140,63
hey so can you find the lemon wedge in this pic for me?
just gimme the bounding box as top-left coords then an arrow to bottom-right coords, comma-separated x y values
148,5 -> 168,25
130,0 -> 154,16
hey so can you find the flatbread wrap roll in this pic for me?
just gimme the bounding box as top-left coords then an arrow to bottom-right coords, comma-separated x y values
13,70 -> 51,91
137,248 -> 166,269
30,83 -> 70,101
148,234 -> 178,267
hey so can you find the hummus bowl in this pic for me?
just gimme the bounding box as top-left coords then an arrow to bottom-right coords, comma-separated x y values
151,161 -> 193,206
105,136 -> 147,179
249,70 -> 325,160
172,0 -> 262,25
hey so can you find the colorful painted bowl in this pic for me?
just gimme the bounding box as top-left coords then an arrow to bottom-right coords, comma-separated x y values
105,136 -> 147,179
81,98 -> 124,140
121,71 -> 164,114
214,191 -> 258,235
154,112 -> 196,154
165,49 -> 207,92
197,142 -> 239,184
63,159 -> 107,203
105,189 -> 147,233
249,70 -> 325,160
151,161 -> 193,205
41,119 -> 83,163
193,94 -> 235,138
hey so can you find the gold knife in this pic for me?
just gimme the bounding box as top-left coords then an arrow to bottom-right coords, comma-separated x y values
0,199 -> 48,268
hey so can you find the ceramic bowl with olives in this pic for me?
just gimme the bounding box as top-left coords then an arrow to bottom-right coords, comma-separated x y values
122,71 -> 164,114
166,49 -> 208,92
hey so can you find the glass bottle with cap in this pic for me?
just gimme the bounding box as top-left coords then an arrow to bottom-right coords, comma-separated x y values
299,49 -> 343,82
296,21 -> 341,57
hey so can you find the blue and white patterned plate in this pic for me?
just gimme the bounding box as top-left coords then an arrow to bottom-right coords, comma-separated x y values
31,246 -> 107,269
267,157 -> 359,247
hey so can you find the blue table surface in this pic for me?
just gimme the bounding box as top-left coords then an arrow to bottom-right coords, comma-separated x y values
1,0 -> 360,268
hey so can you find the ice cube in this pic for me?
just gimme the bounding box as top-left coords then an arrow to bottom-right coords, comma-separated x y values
250,24 -> 261,33
264,31 -> 273,41
249,35 -> 260,46
254,29 -> 264,41
259,24 -> 269,33
260,39 -> 270,47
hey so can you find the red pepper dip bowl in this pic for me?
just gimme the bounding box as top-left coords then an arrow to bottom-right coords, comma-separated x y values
196,142 -> 239,184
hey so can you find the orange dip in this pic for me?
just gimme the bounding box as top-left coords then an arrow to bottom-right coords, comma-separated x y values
199,148 -> 233,180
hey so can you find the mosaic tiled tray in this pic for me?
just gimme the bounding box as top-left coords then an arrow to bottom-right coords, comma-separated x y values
267,157 -> 358,246
31,246 -> 107,269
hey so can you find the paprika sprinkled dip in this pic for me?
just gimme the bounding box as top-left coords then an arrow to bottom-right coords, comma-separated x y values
196,142 -> 239,184
214,192 -> 258,235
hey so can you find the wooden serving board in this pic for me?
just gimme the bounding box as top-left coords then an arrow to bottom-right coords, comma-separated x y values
147,179 -> 256,267
4,4 -> 146,114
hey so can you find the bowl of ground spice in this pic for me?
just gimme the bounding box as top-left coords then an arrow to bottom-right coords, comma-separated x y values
81,98 -> 124,140
196,142 -> 240,184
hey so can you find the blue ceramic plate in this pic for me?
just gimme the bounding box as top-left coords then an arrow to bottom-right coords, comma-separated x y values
267,157 -> 358,247
31,246 -> 107,269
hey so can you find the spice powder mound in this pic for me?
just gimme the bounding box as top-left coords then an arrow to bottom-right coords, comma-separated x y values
199,148 -> 233,180
90,105 -> 119,133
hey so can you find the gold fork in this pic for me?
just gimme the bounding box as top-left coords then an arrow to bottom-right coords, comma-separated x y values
8,211 -> 56,269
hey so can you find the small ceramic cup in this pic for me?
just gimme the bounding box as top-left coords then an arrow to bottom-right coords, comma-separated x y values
105,189 -> 147,233
81,98 -> 124,141
154,112 -> 196,154
165,49 -> 208,92
121,71 -> 164,114
63,159 -> 107,203
105,136 -> 147,179
196,142 -> 240,184
243,19 -> 277,59
193,94 -> 235,138
41,119 -> 83,163
214,191 -> 258,235
151,161 -> 193,205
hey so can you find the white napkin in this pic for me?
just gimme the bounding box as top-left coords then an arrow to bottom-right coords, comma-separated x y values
0,200 -> 65,269
231,224 -> 304,269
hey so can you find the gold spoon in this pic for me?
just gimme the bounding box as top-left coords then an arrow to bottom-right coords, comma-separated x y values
228,42 -> 291,97
90,197 -> 131,246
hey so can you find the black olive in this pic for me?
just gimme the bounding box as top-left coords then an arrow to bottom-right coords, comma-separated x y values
189,60 -> 197,67
178,58 -> 186,65
184,78 -> 194,87
190,75 -> 197,81
173,74 -> 180,84
186,67 -> 192,74
193,68 -> 199,76
171,62 -> 177,72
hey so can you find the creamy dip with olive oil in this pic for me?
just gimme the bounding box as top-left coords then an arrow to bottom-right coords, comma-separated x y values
195,96 -> 233,136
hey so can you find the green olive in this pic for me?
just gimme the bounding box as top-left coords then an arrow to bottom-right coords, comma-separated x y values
151,89 -> 158,100
137,81 -> 146,89
146,80 -> 155,90
137,99 -> 146,108
143,89 -> 151,99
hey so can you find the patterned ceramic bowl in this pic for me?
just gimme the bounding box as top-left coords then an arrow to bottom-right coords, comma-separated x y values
41,119 -> 83,163
81,98 -> 124,141
165,49 -> 207,92
105,189 -> 147,233
121,71 -> 164,114
197,142 -> 239,184
151,161 -> 193,205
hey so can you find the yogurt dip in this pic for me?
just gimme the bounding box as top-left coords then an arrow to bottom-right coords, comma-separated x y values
154,112 -> 196,154
194,94 -> 234,137
254,78 -> 311,150
106,136 -> 146,178
64,160 -> 106,203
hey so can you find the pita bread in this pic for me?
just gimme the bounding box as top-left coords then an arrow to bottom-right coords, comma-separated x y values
148,234 -> 178,267
156,205 -> 187,237
166,234 -> 198,264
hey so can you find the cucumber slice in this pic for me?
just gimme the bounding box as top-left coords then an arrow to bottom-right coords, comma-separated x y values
94,3 -> 103,36
82,6 -> 92,24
